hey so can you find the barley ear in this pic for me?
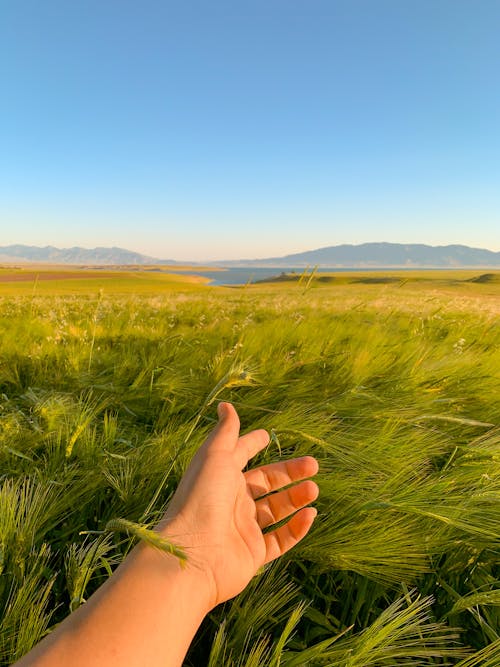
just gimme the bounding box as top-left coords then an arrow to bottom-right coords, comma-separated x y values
105,518 -> 188,567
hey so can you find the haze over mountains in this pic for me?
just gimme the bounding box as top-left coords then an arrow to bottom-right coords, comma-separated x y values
1,243 -> 499,268
0,245 -> 166,265
219,243 -> 500,268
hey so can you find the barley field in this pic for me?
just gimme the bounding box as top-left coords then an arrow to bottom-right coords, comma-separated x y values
0,268 -> 499,665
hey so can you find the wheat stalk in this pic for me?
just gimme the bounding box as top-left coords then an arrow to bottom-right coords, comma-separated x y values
105,518 -> 187,566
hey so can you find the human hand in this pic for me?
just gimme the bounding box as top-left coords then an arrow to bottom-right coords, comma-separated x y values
158,402 -> 319,610
12,403 -> 318,667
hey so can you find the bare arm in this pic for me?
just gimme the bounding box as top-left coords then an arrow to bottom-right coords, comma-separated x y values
15,402 -> 319,667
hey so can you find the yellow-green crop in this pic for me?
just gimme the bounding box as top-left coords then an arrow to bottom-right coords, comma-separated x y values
0,270 -> 499,665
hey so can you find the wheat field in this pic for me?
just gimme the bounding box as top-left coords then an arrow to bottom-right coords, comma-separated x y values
0,270 -> 499,665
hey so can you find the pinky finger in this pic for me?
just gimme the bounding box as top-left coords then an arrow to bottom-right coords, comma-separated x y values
263,507 -> 318,564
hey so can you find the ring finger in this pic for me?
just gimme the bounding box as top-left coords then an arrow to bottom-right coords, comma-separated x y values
255,479 -> 319,530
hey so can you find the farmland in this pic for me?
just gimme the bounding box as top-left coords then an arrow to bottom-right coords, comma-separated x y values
0,268 -> 499,665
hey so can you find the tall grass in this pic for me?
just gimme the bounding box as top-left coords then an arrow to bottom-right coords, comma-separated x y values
0,278 -> 498,664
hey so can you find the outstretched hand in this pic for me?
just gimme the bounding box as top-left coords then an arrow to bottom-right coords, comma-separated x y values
13,402 -> 319,667
158,402 -> 319,609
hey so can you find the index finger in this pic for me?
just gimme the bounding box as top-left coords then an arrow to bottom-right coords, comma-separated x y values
235,428 -> 270,469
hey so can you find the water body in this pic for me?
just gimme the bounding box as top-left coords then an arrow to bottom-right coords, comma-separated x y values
170,267 -> 398,286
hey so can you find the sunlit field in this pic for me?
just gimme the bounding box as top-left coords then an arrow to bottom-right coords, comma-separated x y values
0,268 -> 499,665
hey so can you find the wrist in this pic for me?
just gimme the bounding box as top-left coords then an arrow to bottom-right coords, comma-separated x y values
131,540 -> 214,614
155,515 -> 219,611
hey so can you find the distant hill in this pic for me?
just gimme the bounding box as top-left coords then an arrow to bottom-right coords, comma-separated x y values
215,243 -> 500,268
1,242 -> 499,268
0,245 -> 176,265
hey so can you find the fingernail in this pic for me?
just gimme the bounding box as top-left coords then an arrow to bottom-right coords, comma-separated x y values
217,402 -> 228,419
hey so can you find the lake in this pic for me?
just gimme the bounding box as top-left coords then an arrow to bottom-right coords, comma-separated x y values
169,267 -> 399,286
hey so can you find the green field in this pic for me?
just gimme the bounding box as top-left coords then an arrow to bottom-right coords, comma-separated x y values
0,269 -> 499,665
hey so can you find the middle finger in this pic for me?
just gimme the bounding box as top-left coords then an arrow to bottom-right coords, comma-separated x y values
245,456 -> 319,499
255,480 -> 319,529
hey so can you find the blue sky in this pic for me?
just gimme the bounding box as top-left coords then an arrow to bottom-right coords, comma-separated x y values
1,0 -> 499,260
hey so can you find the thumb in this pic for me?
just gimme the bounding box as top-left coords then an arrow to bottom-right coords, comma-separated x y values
204,402 -> 240,451
217,401 -> 239,419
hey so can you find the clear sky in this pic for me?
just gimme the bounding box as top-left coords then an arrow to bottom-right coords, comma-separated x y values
1,0 -> 499,261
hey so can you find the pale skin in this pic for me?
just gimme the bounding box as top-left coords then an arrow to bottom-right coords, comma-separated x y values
15,402 -> 319,667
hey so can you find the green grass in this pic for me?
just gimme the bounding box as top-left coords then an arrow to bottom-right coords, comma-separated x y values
0,272 -> 499,665
0,267 -> 209,295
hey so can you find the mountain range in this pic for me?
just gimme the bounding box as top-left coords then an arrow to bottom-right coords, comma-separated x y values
0,245 -> 174,265
219,243 -> 500,268
0,243 -> 499,268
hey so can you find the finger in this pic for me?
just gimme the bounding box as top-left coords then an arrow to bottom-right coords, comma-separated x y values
263,507 -> 317,564
255,480 -> 319,529
204,402 -> 240,452
245,456 -> 319,498
235,429 -> 270,469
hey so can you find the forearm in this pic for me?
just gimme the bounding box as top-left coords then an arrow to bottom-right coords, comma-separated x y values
14,544 -> 211,667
